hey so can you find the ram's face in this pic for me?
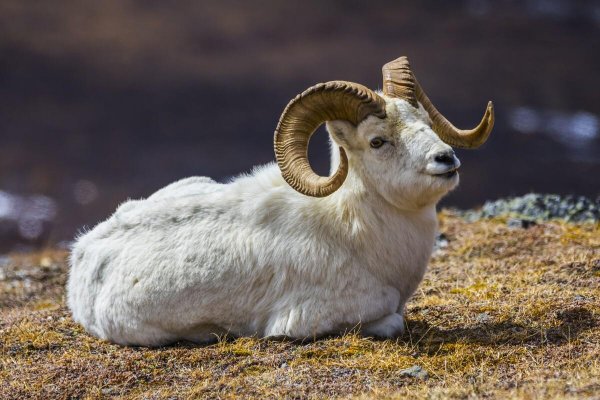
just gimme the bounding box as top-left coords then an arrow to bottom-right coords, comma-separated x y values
274,56 -> 493,199
327,97 -> 460,210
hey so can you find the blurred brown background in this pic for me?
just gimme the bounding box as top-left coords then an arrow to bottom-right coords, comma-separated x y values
1,0 -> 599,252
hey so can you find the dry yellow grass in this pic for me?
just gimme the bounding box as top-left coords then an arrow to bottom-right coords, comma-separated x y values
1,211 -> 598,399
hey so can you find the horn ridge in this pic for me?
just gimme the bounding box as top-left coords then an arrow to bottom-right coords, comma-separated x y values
381,56 -> 418,108
274,81 -> 386,197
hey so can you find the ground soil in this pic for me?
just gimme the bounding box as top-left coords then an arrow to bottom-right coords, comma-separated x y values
1,212 -> 598,399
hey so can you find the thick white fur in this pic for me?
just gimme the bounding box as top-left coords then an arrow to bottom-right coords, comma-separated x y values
67,96 -> 459,346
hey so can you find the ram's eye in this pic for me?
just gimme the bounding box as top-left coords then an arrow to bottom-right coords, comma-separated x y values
369,138 -> 385,149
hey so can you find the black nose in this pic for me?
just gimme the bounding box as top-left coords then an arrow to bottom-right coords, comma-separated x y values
434,151 -> 456,165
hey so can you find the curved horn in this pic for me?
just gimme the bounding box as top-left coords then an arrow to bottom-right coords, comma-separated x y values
382,56 -> 494,149
414,75 -> 494,149
382,56 -> 418,108
274,81 -> 386,197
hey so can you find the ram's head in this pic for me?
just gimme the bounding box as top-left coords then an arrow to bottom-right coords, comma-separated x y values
274,56 -> 494,208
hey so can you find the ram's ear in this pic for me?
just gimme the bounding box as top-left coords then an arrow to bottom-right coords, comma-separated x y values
326,120 -> 357,148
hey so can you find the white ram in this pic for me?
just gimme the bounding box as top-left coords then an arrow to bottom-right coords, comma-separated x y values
67,57 -> 494,346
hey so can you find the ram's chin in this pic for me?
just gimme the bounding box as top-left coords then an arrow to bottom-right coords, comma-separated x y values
425,172 -> 459,202
443,173 -> 459,193
443,171 -> 459,189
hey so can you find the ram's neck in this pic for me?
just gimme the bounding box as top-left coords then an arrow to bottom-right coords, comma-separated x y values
319,166 -> 438,241
318,167 -> 438,289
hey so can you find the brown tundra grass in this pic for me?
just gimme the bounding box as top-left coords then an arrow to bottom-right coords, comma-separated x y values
1,211 -> 598,399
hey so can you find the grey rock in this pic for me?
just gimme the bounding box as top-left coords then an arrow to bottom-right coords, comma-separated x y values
476,312 -> 491,323
434,232 -> 449,251
399,365 -> 429,380
458,193 -> 600,222
101,388 -> 116,395
507,218 -> 537,229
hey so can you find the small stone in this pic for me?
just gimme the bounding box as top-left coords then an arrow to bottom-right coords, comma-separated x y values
434,233 -> 449,251
15,270 -> 29,279
399,365 -> 429,380
507,218 -> 536,229
476,312 -> 491,323
40,257 -> 52,268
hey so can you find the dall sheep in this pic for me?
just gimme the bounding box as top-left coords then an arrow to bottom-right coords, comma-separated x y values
67,57 -> 494,346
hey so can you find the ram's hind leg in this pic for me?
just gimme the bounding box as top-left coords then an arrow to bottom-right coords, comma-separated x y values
360,313 -> 405,338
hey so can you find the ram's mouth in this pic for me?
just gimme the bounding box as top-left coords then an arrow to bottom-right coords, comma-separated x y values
432,168 -> 459,178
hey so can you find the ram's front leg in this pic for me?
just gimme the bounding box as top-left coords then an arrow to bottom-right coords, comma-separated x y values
263,308 -> 306,339
360,313 -> 405,338
264,306 -> 335,340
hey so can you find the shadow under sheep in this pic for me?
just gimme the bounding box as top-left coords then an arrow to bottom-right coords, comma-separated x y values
158,306 -> 596,350
404,306 -> 596,351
